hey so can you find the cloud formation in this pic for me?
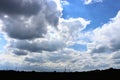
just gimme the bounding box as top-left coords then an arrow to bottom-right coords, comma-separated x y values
1,10 -> 89,56
82,0 -> 103,5
1,0 -> 120,72
0,0 -> 94,72
88,11 -> 120,54
0,0 -> 65,55
0,0 -> 61,39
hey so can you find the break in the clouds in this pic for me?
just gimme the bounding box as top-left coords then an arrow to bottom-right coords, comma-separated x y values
0,0 -> 120,72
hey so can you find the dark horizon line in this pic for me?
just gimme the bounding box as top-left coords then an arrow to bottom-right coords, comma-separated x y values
0,67 -> 118,73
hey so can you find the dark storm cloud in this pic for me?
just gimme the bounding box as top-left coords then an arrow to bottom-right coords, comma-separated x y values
0,0 -> 40,16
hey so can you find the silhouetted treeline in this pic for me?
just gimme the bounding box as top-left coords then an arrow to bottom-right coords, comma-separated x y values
0,68 -> 120,80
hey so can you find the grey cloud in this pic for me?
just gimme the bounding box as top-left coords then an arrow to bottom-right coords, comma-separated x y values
0,0 -> 63,56
110,39 -> 120,52
91,46 -> 110,53
13,49 -> 28,56
0,0 -> 65,57
82,64 -> 109,71
24,49 -> 75,64
1,0 -> 61,40
90,40 -> 120,53
111,58 -> 120,65
0,0 -> 40,16
0,47 -> 111,71
44,0 -> 61,27
0,62 -> 55,72
48,53 -> 73,63
113,60 -> 120,64
25,57 -> 46,63
111,51 -> 120,59
9,39 -> 65,54
107,46 -> 120,65
90,38 -> 120,54
2,15 -> 47,39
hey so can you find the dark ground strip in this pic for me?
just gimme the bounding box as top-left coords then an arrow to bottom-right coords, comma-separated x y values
0,68 -> 120,80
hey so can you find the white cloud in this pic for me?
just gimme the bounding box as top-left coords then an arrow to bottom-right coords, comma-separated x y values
80,10 -> 120,69
82,0 -> 103,5
61,0 -> 69,5
83,0 -> 92,4
58,18 -> 90,45
0,48 -> 111,72
87,11 -> 120,54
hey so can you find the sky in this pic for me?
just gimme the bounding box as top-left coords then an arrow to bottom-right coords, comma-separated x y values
0,0 -> 120,72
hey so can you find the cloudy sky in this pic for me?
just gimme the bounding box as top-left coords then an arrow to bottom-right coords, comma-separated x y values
0,0 -> 120,72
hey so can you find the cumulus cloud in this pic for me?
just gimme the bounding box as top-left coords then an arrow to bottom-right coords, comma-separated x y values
82,0 -> 103,5
87,11 -> 120,54
0,0 -> 61,39
0,0 -> 66,55
1,14 -> 89,56
59,18 -> 90,43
